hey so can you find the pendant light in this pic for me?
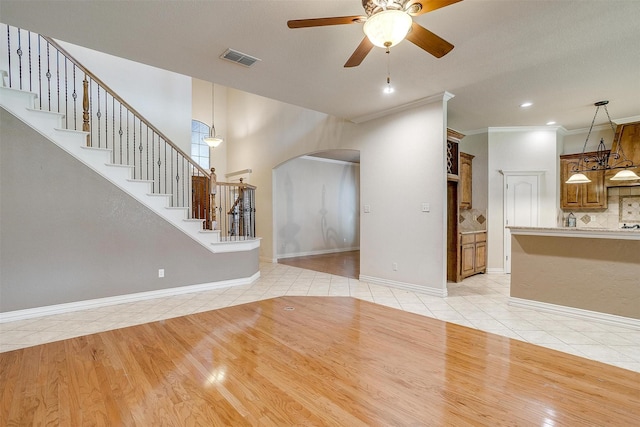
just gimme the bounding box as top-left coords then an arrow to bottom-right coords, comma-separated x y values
203,83 -> 223,148
565,101 -> 638,184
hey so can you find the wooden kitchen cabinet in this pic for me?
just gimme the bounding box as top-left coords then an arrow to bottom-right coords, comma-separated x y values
459,152 -> 474,209
459,231 -> 486,279
560,152 -> 607,210
605,121 -> 640,186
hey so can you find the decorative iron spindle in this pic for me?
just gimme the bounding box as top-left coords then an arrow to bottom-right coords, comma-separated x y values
27,31 -> 32,92
45,42 -> 51,110
6,26 -> 11,87
16,27 -> 22,89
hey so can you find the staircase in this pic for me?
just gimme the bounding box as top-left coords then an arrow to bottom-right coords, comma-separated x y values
1,85 -> 259,253
0,22 -> 259,254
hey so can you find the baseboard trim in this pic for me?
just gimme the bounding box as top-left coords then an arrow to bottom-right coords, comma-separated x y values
0,271 -> 261,323
359,275 -> 447,297
509,297 -> 640,330
260,257 -> 278,263
277,247 -> 360,259
487,268 -> 506,274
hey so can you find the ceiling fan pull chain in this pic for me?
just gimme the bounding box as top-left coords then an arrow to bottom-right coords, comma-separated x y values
385,45 -> 393,93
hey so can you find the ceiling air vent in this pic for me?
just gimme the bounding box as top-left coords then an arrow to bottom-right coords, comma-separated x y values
220,49 -> 261,68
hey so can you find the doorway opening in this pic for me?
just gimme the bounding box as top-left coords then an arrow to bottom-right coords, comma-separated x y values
274,150 -> 360,279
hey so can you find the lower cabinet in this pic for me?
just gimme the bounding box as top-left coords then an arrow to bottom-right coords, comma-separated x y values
460,231 -> 487,279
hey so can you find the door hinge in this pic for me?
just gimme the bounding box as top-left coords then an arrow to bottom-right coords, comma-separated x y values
506,255 -> 509,261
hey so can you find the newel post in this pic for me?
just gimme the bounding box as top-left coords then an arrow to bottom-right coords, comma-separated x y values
82,77 -> 90,146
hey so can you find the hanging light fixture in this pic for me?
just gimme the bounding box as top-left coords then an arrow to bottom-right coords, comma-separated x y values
203,83 -> 223,148
565,100 -> 639,184
362,2 -> 412,49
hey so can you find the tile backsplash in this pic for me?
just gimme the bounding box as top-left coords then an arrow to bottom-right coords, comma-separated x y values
562,187 -> 640,228
460,208 -> 487,231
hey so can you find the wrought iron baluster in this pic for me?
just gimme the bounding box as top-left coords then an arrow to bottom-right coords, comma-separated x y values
37,35 -> 42,108
104,92 -> 109,150
138,120 -> 143,180
56,50 -> 60,112
146,127 -> 150,182
72,66 -> 77,130
27,30 -> 32,92
96,85 -> 101,148
6,26 -> 11,87
118,103 -> 123,164
111,96 -> 115,156
46,41 -> 51,110
64,57 -> 68,127
16,27 -> 22,90
132,116 -> 136,177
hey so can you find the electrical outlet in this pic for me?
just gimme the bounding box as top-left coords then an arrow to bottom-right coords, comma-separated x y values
158,269 -> 164,278
421,203 -> 430,212
392,262 -> 398,271
364,204 -> 371,213
590,215 -> 596,222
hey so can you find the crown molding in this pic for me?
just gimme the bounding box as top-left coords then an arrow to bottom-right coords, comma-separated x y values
349,91 -> 455,124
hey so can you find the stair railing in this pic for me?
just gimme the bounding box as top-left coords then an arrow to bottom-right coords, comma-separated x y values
1,24 -> 209,213
214,179 -> 256,241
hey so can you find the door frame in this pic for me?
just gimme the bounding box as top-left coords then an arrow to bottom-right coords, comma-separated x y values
500,170 -> 544,273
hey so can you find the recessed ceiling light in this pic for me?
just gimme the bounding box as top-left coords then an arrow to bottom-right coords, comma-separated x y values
383,86 -> 394,94
546,121 -> 556,125
520,102 -> 533,108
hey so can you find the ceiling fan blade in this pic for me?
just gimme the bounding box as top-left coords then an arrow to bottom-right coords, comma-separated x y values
287,16 -> 365,29
406,23 -> 454,58
406,0 -> 463,16
344,37 -> 374,68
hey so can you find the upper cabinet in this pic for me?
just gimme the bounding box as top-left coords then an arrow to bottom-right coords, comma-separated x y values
560,151 -> 607,210
447,129 -> 465,180
605,121 -> 640,187
459,152 -> 474,209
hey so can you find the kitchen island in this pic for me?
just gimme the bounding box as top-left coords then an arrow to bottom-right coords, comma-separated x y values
508,226 -> 640,325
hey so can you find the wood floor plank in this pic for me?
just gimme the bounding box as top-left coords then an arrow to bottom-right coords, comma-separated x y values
1,296 -> 639,426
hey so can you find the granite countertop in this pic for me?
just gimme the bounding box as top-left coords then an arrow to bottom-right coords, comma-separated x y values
507,226 -> 640,240
460,230 -> 487,235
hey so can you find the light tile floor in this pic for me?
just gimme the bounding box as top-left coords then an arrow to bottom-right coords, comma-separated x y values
2,263 -> 639,373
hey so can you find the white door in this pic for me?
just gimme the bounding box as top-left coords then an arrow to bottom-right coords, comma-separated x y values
504,174 -> 540,273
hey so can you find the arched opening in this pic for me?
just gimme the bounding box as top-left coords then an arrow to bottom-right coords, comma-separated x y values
274,149 -> 360,278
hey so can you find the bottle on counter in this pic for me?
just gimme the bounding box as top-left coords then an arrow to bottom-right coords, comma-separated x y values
567,212 -> 576,227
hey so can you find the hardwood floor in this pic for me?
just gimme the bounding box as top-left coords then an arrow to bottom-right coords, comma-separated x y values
1,296 -> 638,425
278,250 -> 359,278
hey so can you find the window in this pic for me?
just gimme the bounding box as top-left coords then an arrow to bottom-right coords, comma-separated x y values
191,120 -> 210,170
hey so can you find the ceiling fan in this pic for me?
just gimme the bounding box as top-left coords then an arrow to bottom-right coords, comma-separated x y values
287,0 -> 462,67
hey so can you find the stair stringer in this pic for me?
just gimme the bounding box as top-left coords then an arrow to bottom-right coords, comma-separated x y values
0,86 -> 260,254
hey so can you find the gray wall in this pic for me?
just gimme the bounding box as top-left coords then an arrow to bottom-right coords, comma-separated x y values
1,108 -> 258,312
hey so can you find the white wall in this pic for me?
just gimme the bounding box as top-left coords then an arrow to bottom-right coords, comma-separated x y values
275,156 -> 359,258
59,41 -> 192,153
227,89 -> 451,294
192,79 -> 228,178
562,127 -> 613,155
487,128 -> 560,272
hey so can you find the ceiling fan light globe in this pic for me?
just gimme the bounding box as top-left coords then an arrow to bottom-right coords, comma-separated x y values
565,173 -> 591,184
610,169 -> 640,181
363,10 -> 412,48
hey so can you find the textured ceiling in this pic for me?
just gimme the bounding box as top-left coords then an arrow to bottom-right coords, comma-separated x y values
2,0 -> 639,133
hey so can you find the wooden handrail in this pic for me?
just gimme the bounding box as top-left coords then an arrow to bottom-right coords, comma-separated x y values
41,35 -> 210,178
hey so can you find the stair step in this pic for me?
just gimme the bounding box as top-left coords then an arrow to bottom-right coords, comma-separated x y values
25,108 -> 64,129
104,163 -> 134,180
